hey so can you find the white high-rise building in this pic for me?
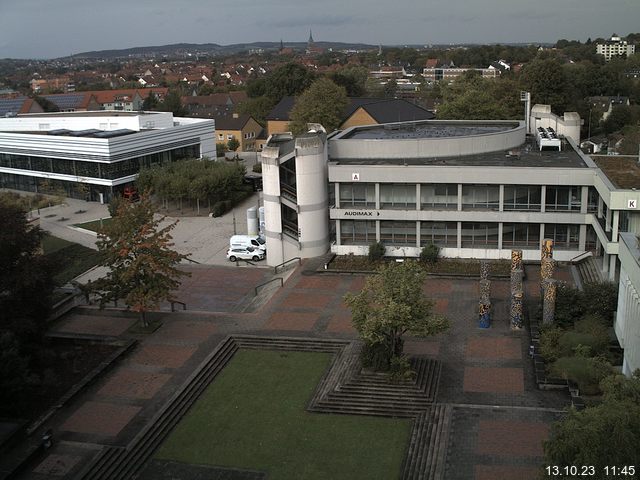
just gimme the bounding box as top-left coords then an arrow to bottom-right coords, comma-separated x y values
596,34 -> 636,61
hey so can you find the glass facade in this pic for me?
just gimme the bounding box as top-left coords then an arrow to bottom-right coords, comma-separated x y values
461,222 -> 499,247
503,186 -> 542,211
545,186 -> 581,211
380,221 -> 416,246
339,183 -> 375,208
545,224 -> 580,249
340,220 -> 376,245
380,184 -> 416,209
421,184 -> 457,210
420,221 -> 457,246
502,223 -> 540,247
461,185 -> 499,210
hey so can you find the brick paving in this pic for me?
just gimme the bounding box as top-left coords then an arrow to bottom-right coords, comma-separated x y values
32,454 -> 81,477
17,262 -> 578,480
474,465 -> 541,480
463,367 -> 525,393
60,402 -> 141,437
97,369 -> 172,400
50,314 -> 135,336
127,344 -> 197,369
263,311 -> 320,331
476,420 -> 549,457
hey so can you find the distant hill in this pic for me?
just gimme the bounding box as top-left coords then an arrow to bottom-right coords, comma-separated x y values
68,41 -> 379,59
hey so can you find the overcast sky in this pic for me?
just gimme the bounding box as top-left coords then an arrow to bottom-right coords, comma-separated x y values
0,0 -> 638,59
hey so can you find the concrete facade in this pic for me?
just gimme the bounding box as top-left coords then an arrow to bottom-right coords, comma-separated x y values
615,232 -> 640,376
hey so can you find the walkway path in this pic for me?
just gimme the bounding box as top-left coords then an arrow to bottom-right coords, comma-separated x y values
16,262 -> 573,480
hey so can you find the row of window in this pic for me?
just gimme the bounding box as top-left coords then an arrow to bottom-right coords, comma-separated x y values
337,183 -> 598,213
339,220 -> 592,250
0,145 -> 199,180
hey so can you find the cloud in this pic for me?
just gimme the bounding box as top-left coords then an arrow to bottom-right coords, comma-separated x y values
261,14 -> 356,29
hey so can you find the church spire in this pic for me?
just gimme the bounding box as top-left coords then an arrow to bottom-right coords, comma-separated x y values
308,29 -> 314,45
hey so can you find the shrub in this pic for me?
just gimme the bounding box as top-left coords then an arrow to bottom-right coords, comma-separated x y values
550,356 -> 613,395
581,281 -> 618,325
368,241 -> 385,262
360,342 -> 391,371
389,355 -> 416,383
211,200 -> 229,217
252,163 -> 262,173
420,243 -> 439,264
557,331 -> 608,358
540,326 -> 564,362
554,283 -> 584,328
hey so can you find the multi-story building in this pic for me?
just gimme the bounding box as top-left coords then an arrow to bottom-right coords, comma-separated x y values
422,67 -> 499,82
596,34 -> 636,61
0,111 -> 215,202
215,114 -> 263,152
260,108 -> 640,287
615,232 -> 640,376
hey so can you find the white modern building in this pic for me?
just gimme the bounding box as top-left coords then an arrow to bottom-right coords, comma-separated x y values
615,232 -> 640,376
0,111 -> 215,202
260,106 -> 640,285
596,34 -> 636,61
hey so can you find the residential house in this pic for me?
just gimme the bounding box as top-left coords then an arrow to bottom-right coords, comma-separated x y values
181,92 -> 248,119
0,97 -> 44,117
215,114 -> 263,151
41,92 -> 101,112
588,96 -> 631,122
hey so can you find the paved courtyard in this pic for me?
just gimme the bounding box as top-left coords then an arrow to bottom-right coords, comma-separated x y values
17,262 -> 572,479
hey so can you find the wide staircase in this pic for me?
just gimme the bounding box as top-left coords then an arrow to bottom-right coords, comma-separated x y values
75,336 -> 449,480
575,256 -> 604,285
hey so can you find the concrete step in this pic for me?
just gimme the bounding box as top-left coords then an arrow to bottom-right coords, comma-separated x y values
577,256 -> 603,285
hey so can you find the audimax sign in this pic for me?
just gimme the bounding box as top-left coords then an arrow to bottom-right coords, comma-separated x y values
343,211 -> 381,216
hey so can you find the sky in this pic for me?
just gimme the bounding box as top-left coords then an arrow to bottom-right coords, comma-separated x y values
0,0 -> 639,59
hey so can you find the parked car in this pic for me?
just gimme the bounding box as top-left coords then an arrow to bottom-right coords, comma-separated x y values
226,247 -> 265,262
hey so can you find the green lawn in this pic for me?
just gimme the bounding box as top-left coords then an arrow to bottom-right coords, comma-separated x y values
156,350 -> 412,480
73,217 -> 112,232
42,234 -> 101,285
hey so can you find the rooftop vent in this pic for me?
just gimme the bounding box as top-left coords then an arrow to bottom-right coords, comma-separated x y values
536,127 -> 561,151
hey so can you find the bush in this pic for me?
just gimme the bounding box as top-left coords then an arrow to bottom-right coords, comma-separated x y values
360,342 -> 391,371
581,282 -> 618,325
540,326 -> 564,362
211,200 -> 229,217
389,355 -> 416,383
554,283 -> 584,328
550,356 -> 613,395
252,163 -> 262,173
557,331 -> 608,358
368,241 -> 385,262
420,243 -> 439,264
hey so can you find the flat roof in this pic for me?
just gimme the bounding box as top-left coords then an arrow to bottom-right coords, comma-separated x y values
331,137 -> 588,169
341,121 -> 519,140
17,111 -> 153,118
593,156 -> 640,189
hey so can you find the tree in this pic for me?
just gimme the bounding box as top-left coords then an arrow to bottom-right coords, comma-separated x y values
519,57 -> 570,113
160,89 -> 187,116
0,200 -> 53,344
330,65 -> 369,97
544,372 -> 640,475
344,261 -> 449,371
227,138 -> 240,152
141,92 -> 159,111
33,95 -> 60,112
92,195 -> 190,326
236,96 -> 275,126
263,62 -> 316,102
289,78 -> 348,134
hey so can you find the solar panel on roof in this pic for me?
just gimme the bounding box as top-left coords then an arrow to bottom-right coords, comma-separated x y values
43,94 -> 84,110
69,129 -> 101,137
91,129 -> 136,138
0,97 -> 27,116
48,129 -> 71,135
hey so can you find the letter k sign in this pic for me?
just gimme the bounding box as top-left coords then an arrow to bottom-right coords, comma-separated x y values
629,199 -> 637,209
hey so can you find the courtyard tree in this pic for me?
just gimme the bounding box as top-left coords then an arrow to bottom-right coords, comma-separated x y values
92,195 -> 190,326
544,372 -> 640,474
344,261 -> 449,371
289,78 -> 348,134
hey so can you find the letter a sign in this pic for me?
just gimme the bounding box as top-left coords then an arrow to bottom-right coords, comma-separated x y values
352,173 -> 360,181
629,199 -> 637,209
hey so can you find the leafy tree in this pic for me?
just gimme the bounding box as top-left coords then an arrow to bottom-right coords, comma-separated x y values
236,96 -> 275,126
383,79 -> 397,99
344,261 -> 449,371
544,372 -> 640,475
520,57 -> 570,113
602,105 -> 640,134
160,89 -> 187,116
420,243 -> 439,264
141,92 -> 159,111
368,241 -> 386,261
263,62 -> 316,102
216,142 -> 227,158
227,138 -> 240,152
92,195 -> 190,325
330,65 -> 369,97
0,201 -> 53,344
289,78 -> 348,134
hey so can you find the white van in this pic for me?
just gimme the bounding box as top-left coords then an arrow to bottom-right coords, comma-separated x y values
229,235 -> 266,252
